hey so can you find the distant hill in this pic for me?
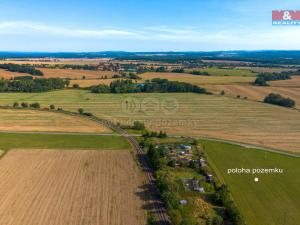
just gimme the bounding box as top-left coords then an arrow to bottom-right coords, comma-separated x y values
1,50 -> 300,64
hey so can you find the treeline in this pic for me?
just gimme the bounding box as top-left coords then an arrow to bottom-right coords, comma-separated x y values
212,185 -> 245,225
264,93 -> 295,108
136,66 -> 211,76
90,78 -> 206,94
38,64 -> 98,71
0,63 -> 43,76
0,77 -> 68,92
254,72 -> 292,86
112,72 -> 142,80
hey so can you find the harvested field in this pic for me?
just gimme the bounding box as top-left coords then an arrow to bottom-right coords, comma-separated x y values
0,109 -> 111,133
0,150 -> 146,225
0,69 -> 28,79
39,68 -> 117,79
0,90 -> 299,152
269,76 -> 300,87
204,84 -> 300,108
236,66 -> 297,73
140,72 -> 255,85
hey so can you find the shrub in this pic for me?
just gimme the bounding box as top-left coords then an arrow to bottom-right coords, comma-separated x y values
73,84 -> 80,88
21,102 -> 28,108
78,108 -> 84,114
264,93 -> 295,108
30,102 -> 40,108
13,102 -> 19,108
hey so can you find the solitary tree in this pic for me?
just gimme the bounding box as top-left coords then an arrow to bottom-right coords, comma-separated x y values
13,102 -> 19,108
50,104 -> 55,110
78,108 -> 84,114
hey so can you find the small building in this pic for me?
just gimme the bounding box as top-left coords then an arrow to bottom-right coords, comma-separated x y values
178,144 -> 192,151
179,200 -> 188,205
206,174 -> 214,183
199,157 -> 207,167
191,178 -> 200,191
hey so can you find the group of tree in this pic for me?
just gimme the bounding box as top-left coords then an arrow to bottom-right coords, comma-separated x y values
13,102 -> 40,109
112,72 -> 142,80
254,72 -> 292,86
39,64 -> 98,71
171,68 -> 210,76
78,108 -> 93,116
264,93 -> 295,108
0,63 -> 43,76
90,78 -> 207,94
0,77 -> 68,92
142,130 -> 167,138
212,185 -> 245,225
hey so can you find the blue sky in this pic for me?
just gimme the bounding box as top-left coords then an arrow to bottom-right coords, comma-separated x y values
0,0 -> 300,51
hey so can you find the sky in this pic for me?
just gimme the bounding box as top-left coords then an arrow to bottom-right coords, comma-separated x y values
0,0 -> 300,52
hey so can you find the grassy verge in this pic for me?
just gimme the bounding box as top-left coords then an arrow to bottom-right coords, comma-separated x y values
0,133 -> 131,151
203,140 -> 300,225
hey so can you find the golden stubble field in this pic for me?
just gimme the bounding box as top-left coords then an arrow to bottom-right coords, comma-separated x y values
0,109 -> 111,133
1,90 -> 300,152
0,68 -> 117,80
39,68 -> 117,79
269,76 -> 300,87
204,84 -> 300,108
0,149 -> 146,225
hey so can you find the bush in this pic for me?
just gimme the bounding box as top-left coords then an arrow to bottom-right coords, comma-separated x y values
133,121 -> 145,130
30,102 -> 40,108
49,104 -> 55,110
21,102 -> 28,108
73,84 -> 80,88
13,102 -> 19,108
82,112 -> 93,116
264,93 -> 295,108
78,108 -> 84,114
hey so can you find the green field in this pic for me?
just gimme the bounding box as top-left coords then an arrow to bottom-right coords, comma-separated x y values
0,133 -> 131,151
0,89 -> 299,152
203,140 -> 300,225
189,67 -> 256,77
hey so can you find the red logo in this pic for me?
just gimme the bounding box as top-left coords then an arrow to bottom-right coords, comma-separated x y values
272,10 -> 300,20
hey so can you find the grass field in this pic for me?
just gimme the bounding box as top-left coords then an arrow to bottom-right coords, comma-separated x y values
0,90 -> 299,152
0,149 -> 146,225
0,133 -> 131,151
203,140 -> 300,225
0,108 -> 111,133
205,84 -> 300,108
140,72 -> 255,85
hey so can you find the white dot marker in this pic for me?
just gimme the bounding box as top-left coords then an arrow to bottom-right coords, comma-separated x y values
254,177 -> 259,182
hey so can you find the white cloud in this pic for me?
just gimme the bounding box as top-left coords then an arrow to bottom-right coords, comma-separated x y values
0,21 -> 138,38
0,21 -> 300,50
